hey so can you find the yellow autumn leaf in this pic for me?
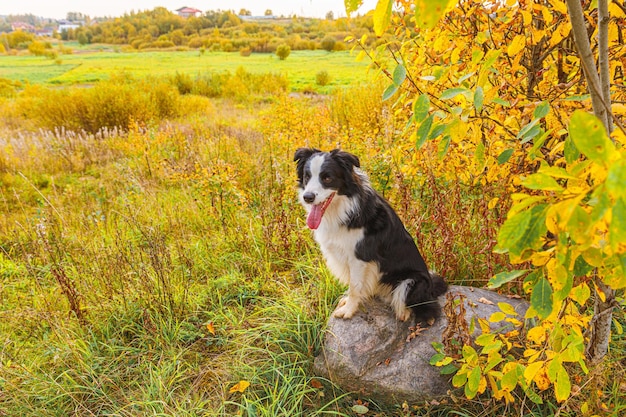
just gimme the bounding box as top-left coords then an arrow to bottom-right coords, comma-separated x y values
541,7 -> 553,25
488,197 -> 500,210
507,35 -> 526,57
229,380 -> 250,394
526,326 -> 547,344
206,322 -> 215,335
530,363 -> 551,390
550,0 -> 569,14
524,360 -> 545,384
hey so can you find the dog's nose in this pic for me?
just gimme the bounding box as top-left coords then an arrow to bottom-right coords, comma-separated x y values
303,192 -> 316,204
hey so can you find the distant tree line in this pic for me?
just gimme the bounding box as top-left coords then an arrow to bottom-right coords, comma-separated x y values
55,7 -> 378,53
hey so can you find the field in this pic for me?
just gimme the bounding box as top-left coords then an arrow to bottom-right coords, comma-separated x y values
0,34 -> 625,417
0,49 -> 371,91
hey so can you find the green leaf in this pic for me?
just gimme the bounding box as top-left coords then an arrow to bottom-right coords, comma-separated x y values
517,205 -> 547,253
414,0 -> 455,28
382,83 -> 398,101
440,87 -> 472,100
522,173 -> 564,192
498,204 -> 547,256
430,353 -> 446,365
501,364 -> 522,391
517,119 -> 541,143
452,371 -> 467,387
415,114 -> 434,149
474,86 -> 484,112
373,0 -> 393,36
393,63 -> 407,86
573,254 -> 593,277
438,135 -> 451,159
466,366 -> 481,399
606,159 -> 626,200
496,209 -> 532,254
492,97 -> 511,107
344,0 -> 363,14
497,148 -> 514,165
428,123 -> 446,140
533,101 -> 550,119
524,387 -> 544,404
538,165 -> 577,179
482,49 -> 501,71
564,135 -> 580,164
413,93 -> 430,123
555,365 -> 571,402
531,278 -> 553,319
488,269 -> 528,289
567,205 -> 591,244
352,404 -> 369,415
439,363 -> 459,375
569,110 -> 616,165
610,197 -> 626,252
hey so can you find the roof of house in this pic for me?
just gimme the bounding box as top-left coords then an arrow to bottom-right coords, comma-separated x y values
176,7 -> 203,13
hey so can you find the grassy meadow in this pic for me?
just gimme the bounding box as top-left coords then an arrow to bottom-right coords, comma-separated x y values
0,48 -> 624,416
0,49 -> 371,92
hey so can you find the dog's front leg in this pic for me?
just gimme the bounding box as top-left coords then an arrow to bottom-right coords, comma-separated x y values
332,260 -> 377,319
333,293 -> 361,319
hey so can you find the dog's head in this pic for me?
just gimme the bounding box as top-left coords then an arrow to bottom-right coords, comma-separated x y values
293,148 -> 361,229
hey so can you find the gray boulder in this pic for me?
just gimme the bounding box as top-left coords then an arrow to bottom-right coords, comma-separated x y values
313,285 -> 529,404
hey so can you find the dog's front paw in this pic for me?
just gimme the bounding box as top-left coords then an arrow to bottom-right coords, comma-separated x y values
333,297 -> 359,319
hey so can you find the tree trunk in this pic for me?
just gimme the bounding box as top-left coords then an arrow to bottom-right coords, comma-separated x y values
565,0 -> 615,366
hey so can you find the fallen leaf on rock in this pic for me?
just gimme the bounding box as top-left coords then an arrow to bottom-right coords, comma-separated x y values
478,297 -> 495,305
406,324 -> 427,342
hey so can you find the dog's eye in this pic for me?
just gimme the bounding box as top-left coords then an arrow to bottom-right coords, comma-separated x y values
321,174 -> 332,184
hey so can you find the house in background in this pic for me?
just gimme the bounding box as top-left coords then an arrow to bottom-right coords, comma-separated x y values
11,22 -> 36,32
176,7 -> 202,18
57,20 -> 81,32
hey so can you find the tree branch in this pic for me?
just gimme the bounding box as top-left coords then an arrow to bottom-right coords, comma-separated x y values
565,0 -> 609,130
598,0 -> 613,135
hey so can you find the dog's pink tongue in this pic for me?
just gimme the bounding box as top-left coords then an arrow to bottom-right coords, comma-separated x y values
307,204 -> 324,230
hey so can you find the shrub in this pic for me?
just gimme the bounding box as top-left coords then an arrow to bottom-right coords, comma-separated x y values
172,72 -> 194,95
320,35 -> 336,52
239,46 -> 252,57
315,70 -> 331,86
16,75 -> 181,133
275,44 -> 290,60
0,78 -> 21,98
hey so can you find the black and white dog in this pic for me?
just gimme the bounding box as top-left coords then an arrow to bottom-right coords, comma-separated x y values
294,148 -> 447,324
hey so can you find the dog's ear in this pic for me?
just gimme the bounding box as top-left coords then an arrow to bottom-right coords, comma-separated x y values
293,147 -> 320,163
293,148 -> 321,183
330,149 -> 360,170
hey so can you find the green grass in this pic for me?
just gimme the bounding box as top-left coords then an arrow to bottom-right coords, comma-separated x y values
0,77 -> 624,416
0,50 -> 372,91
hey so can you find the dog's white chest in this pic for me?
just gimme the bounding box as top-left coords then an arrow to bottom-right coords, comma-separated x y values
314,226 -> 365,285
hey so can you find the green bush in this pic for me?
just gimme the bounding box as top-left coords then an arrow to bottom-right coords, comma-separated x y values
315,70 -> 331,86
320,35 -> 336,52
275,44 -> 290,60
17,75 -> 180,133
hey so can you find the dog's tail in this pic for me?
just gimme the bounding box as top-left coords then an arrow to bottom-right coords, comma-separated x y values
406,271 -> 448,325
430,270 -> 448,298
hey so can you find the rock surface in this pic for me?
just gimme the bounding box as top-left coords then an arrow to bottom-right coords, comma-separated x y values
313,285 -> 529,404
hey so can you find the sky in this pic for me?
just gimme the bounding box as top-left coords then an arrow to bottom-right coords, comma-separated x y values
0,0 -> 378,20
